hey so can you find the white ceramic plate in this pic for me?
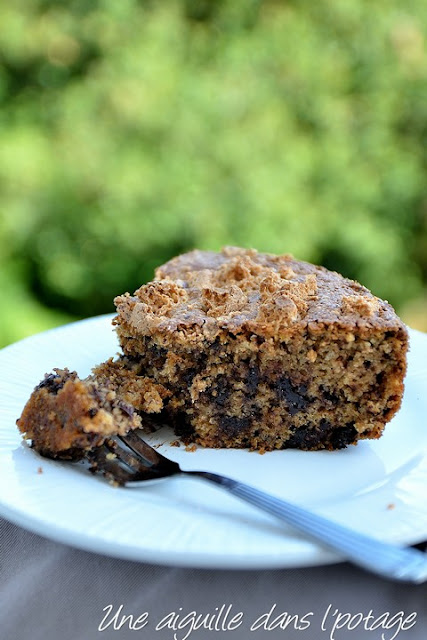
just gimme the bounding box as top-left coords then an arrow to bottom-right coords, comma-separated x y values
1,315 -> 426,569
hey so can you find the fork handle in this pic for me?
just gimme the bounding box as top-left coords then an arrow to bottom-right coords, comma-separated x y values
188,471 -> 427,583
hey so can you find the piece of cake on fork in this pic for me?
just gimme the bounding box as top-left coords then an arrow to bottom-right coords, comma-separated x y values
17,361 -> 169,459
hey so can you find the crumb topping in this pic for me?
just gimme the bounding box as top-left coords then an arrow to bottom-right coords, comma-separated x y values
114,247 -> 400,343
341,294 -> 379,317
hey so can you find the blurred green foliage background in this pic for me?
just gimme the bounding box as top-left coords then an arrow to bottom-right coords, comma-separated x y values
1,0 -> 426,347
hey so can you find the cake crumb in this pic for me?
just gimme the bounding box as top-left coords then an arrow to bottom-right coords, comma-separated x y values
185,444 -> 197,452
307,349 -> 317,363
342,294 -> 378,317
387,503 -> 395,510
37,466 -> 43,474
170,440 -> 181,447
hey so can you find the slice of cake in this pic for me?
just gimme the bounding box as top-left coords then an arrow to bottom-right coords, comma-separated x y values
113,247 -> 408,451
17,247 -> 408,456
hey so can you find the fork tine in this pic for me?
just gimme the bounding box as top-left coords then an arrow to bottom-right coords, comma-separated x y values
88,445 -> 135,486
119,430 -> 175,468
104,438 -> 150,473
88,440 -> 168,486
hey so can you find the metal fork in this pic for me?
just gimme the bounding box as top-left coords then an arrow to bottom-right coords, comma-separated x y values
87,431 -> 427,583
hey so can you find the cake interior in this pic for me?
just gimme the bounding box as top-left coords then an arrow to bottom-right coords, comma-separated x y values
116,324 -> 407,451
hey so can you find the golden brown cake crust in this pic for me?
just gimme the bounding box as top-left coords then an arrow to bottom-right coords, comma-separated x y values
114,247 -> 404,346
